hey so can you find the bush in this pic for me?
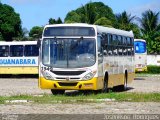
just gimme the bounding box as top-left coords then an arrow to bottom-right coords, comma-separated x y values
146,65 -> 160,74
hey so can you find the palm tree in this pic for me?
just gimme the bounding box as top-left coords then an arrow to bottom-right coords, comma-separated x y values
115,11 -> 140,38
139,10 -> 160,34
139,10 -> 160,54
115,11 -> 136,28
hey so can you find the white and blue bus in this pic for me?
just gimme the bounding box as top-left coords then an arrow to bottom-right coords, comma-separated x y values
134,39 -> 147,72
0,41 -> 39,74
38,23 -> 135,94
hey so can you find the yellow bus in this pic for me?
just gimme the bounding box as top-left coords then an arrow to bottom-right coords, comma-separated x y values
0,41 -> 39,74
38,23 -> 135,94
134,39 -> 147,72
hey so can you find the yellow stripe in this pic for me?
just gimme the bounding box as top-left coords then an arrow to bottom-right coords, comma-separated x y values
0,67 -> 38,74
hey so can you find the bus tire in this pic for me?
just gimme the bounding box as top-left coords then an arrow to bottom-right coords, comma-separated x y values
123,71 -> 128,91
51,89 -> 65,95
117,71 -> 128,91
102,72 -> 108,93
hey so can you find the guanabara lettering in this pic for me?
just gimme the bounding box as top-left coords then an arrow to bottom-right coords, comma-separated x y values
0,59 -> 36,65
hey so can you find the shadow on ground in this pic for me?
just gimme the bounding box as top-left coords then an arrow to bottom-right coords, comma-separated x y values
0,74 -> 38,78
134,77 -> 146,80
63,86 -> 135,96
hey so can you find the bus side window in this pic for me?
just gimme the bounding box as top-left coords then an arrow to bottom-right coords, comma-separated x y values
97,36 -> 103,54
123,47 -> 127,56
112,35 -> 117,45
0,45 -> 9,57
123,36 -> 127,45
113,46 -> 118,56
10,45 -> 23,57
131,38 -> 134,46
131,47 -> 134,56
109,34 -> 112,45
127,47 -> 132,56
127,37 -> 131,46
108,45 -> 113,56
103,45 -> 108,56
118,36 -> 122,45
118,47 -> 123,56
104,34 -> 108,45
24,45 -> 39,56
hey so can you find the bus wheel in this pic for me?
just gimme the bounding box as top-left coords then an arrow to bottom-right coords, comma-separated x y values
102,73 -> 108,93
51,89 -> 65,95
117,72 -> 128,91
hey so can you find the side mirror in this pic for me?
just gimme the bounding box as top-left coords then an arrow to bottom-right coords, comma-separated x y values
37,39 -> 41,48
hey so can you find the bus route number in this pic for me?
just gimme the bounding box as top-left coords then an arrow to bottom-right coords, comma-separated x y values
41,67 -> 53,71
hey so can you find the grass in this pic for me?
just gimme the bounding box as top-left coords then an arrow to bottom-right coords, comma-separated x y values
0,92 -> 160,104
135,73 -> 160,77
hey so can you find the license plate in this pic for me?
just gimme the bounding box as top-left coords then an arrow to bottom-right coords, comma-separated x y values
138,68 -> 142,71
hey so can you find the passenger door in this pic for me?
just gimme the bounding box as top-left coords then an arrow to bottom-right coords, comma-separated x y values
97,36 -> 103,77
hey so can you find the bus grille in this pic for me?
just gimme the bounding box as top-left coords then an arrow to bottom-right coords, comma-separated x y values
50,70 -> 85,75
58,82 -> 78,86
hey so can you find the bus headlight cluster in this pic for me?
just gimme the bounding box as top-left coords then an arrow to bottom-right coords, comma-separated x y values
82,71 -> 96,80
41,70 -> 53,80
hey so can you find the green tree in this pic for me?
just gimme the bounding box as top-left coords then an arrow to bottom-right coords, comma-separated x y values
81,1 -> 96,24
65,2 -> 115,25
0,3 -> 22,41
65,11 -> 81,23
29,26 -> 43,39
115,11 -> 141,38
49,18 -> 56,24
49,17 -> 63,24
139,10 -> 160,54
140,10 -> 160,34
94,17 -> 113,27
56,17 -> 62,24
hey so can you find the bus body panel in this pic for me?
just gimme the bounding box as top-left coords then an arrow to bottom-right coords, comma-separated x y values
0,41 -> 39,74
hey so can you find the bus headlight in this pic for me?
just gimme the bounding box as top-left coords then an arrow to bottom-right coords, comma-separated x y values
41,70 -> 53,80
82,71 -> 96,80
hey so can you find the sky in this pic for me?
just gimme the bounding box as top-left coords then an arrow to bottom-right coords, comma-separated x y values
1,0 -> 160,31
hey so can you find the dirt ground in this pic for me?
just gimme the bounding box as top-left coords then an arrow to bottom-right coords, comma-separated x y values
0,75 -> 160,114
0,75 -> 160,96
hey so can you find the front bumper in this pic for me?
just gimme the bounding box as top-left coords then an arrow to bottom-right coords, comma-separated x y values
135,66 -> 147,72
39,77 -> 101,90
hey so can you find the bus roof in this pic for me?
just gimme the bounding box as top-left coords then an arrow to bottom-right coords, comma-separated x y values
44,23 -> 134,38
134,39 -> 146,42
0,41 -> 37,45
96,25 -> 134,37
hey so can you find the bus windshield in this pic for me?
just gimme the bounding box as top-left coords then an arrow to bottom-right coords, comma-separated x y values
134,41 -> 146,53
42,38 -> 96,68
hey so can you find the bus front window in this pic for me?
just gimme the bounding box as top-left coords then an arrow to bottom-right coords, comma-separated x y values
134,41 -> 146,53
42,38 -> 96,68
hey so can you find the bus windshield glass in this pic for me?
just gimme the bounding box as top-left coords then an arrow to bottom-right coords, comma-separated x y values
134,41 -> 146,53
43,27 -> 95,36
42,38 -> 96,68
